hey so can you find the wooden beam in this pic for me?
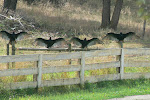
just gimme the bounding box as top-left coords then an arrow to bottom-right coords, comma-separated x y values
123,73 -> 150,79
85,48 -> 121,58
85,74 -> 120,83
0,68 -> 37,77
1,81 -> 37,90
42,52 -> 81,61
42,78 -> 80,87
124,48 -> 150,55
42,65 -> 80,74
17,47 -> 97,51
85,61 -> 120,70
124,61 -> 150,67
0,54 -> 39,63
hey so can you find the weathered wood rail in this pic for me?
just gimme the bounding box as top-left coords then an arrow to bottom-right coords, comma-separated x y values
0,48 -> 150,90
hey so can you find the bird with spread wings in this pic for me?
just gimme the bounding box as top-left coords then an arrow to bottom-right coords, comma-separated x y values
103,32 -> 140,47
103,32 -> 140,42
34,37 -> 66,48
70,37 -> 103,49
0,31 -> 29,45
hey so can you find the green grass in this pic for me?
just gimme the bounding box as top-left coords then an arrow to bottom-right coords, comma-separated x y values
0,0 -> 150,99
0,78 -> 150,100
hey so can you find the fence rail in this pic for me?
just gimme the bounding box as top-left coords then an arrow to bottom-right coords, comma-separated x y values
0,48 -> 150,90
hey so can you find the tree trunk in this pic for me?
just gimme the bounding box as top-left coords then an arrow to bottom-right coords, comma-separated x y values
3,0 -> 18,11
110,0 -> 123,30
3,0 -> 11,9
101,0 -> 111,29
9,0 -> 18,11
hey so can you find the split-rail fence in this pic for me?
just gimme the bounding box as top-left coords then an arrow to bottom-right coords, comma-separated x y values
0,48 -> 150,90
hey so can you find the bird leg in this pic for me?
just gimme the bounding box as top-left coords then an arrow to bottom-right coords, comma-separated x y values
83,47 -> 88,51
9,41 -> 16,45
118,41 -> 123,48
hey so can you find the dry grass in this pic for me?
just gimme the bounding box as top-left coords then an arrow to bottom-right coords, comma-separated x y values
15,1 -> 149,38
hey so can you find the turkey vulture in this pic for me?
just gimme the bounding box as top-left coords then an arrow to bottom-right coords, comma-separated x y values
0,31 -> 28,45
70,37 -> 103,49
103,32 -> 140,42
34,37 -> 66,48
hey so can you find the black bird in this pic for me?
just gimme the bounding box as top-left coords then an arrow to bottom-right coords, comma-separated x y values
103,32 -> 140,42
0,31 -> 28,45
34,37 -> 66,48
70,37 -> 103,49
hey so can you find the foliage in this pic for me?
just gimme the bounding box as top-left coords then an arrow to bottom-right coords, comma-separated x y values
137,0 -> 150,20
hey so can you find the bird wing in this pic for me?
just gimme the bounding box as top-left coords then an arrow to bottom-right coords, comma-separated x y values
0,31 -> 11,41
70,37 -> 82,45
52,38 -> 67,48
34,38 -> 48,47
87,38 -> 103,46
54,38 -> 65,43
16,32 -> 29,41
103,32 -> 119,41
123,32 -> 140,41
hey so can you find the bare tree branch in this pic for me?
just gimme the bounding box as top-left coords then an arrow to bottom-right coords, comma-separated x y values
0,14 -> 24,28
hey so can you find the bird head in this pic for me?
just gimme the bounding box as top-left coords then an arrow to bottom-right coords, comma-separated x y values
84,38 -> 87,41
12,32 -> 15,34
11,27 -> 17,33
120,32 -> 123,36
49,37 -> 52,40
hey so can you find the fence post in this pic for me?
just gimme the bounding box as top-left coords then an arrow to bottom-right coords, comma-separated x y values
36,54 -> 43,91
12,41 -> 15,68
33,62 -> 38,82
120,48 -> 124,79
116,52 -> 121,73
7,44 -> 9,55
80,52 -> 85,88
116,42 -> 123,73
7,44 -> 10,69
68,44 -> 72,64
12,41 -> 15,55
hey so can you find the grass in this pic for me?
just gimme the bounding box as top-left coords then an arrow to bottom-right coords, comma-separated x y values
0,78 -> 150,100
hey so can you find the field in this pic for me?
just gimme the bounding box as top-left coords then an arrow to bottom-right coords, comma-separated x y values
0,0 -> 150,99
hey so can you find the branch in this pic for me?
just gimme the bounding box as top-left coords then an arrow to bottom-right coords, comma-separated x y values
0,14 -> 24,28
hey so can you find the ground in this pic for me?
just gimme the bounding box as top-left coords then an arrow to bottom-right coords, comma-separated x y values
109,95 -> 150,100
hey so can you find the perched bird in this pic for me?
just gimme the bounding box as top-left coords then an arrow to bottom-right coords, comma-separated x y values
34,37 -> 66,48
0,31 -> 28,45
103,32 -> 140,42
70,37 -> 103,49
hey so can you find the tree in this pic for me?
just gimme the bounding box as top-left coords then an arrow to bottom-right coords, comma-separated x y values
101,0 -> 111,29
3,0 -> 18,11
3,0 -> 11,10
110,0 -> 123,30
101,0 -> 123,30
9,0 -> 18,11
137,0 -> 150,39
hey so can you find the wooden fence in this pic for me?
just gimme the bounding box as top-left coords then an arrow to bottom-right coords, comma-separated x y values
0,48 -> 150,90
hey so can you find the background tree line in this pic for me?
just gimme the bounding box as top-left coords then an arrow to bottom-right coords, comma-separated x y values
2,0 -> 149,32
